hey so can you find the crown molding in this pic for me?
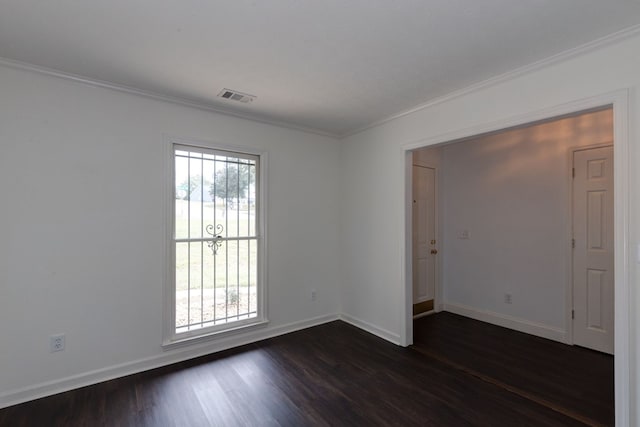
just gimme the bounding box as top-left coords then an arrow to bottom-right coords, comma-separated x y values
340,23 -> 640,139
0,56 -> 338,139
2,21 -> 639,141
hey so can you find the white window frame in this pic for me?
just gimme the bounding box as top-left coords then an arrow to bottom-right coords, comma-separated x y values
163,135 -> 268,347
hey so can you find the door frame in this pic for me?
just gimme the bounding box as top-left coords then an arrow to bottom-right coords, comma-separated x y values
567,142 -> 614,348
401,89 -> 630,424
411,163 -> 440,314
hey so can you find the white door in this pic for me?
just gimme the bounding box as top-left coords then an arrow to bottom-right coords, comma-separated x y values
572,145 -> 614,354
412,165 -> 436,304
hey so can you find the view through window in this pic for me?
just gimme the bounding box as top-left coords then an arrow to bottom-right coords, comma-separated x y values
173,144 -> 260,335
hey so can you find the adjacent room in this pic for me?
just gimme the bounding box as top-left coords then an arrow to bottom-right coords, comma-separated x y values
410,108 -> 615,425
1,2 -> 639,426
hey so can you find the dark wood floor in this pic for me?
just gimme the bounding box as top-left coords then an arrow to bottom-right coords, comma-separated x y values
413,312 -> 614,426
0,314 -> 613,426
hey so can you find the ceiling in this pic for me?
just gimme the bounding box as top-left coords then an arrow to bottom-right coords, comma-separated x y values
1,1 -> 640,137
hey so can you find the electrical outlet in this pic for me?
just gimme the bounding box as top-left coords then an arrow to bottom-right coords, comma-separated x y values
459,230 -> 470,239
504,293 -> 512,304
310,289 -> 317,302
50,334 -> 65,353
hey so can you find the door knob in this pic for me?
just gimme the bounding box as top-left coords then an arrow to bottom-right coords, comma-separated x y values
431,249 -> 438,254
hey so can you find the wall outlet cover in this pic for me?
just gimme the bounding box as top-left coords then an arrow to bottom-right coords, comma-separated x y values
50,334 -> 65,353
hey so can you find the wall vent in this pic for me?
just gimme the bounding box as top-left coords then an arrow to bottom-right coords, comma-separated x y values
217,88 -> 256,103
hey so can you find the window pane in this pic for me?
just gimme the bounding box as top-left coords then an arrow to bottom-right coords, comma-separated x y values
175,156 -> 189,239
238,239 -> 257,317
249,239 -> 257,314
202,157 -> 216,238
173,144 -> 259,336
207,159 -> 257,238
189,241 -> 203,327
189,157 -> 203,239
201,244 -> 216,324
175,242 -> 189,327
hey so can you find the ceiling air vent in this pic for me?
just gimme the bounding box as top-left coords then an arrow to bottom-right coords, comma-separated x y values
217,88 -> 256,103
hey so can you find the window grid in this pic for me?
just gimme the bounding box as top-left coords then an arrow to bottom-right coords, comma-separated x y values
173,145 -> 259,334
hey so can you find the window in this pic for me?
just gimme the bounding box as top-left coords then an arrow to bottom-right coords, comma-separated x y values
166,140 -> 265,344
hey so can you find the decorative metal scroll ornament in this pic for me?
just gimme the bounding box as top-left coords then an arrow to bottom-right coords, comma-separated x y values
205,224 -> 224,255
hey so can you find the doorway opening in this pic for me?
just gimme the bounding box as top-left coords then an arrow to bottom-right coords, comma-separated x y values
402,90 -> 629,424
412,161 -> 438,318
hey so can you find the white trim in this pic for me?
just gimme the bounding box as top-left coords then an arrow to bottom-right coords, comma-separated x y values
565,145 -> 575,346
564,147 -> 574,345
611,91 -> 631,427
342,24 -> 640,138
1,23 -> 638,141
339,314 -> 402,345
400,94 -> 621,153
163,135 -> 175,346
162,135 -> 269,346
435,167 -> 443,314
443,303 -> 567,343
400,89 -> 631,426
413,310 -> 436,320
164,320 -> 270,350
0,313 -> 340,410
402,151 -> 414,346
0,57 -> 336,139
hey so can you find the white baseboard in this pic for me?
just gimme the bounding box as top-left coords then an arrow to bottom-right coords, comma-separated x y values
339,314 -> 402,345
0,313 -> 340,410
413,310 -> 435,320
443,303 -> 567,343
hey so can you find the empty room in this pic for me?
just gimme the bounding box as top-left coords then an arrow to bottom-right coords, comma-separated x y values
1,2 -> 640,426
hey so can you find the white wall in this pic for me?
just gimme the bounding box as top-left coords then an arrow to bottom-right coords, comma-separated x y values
1,28 -> 638,421
0,64 -> 341,406
340,33 -> 640,423
440,110 -> 612,330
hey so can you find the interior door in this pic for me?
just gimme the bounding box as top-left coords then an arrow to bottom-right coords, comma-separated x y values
572,145 -> 614,354
412,165 -> 436,308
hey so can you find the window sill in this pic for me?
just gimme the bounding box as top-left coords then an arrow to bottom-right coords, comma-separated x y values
162,318 -> 269,351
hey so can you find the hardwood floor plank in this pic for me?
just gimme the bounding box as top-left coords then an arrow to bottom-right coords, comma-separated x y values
0,318 -> 604,426
413,312 -> 614,426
